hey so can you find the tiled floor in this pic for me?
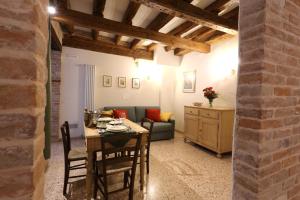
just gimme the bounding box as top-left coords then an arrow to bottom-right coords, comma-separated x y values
45,133 -> 232,199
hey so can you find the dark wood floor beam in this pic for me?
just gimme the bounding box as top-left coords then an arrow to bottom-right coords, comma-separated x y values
131,0 -> 238,34
52,9 -> 211,53
63,35 -> 154,60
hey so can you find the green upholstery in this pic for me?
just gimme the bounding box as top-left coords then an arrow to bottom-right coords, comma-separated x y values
138,122 -> 172,133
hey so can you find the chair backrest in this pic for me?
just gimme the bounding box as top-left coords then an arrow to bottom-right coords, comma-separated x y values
60,121 -> 71,162
141,119 -> 154,142
100,133 -> 142,177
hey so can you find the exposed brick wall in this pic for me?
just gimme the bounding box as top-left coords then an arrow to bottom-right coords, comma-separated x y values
51,50 -> 61,139
0,0 -> 48,199
233,0 -> 300,199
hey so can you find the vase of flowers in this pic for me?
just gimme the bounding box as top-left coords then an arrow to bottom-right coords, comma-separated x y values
203,87 -> 218,107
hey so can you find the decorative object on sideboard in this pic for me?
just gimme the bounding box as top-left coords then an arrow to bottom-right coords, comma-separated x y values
193,102 -> 203,107
132,78 -> 140,89
103,75 -> 112,87
183,70 -> 196,93
118,77 -> 126,88
203,87 -> 218,107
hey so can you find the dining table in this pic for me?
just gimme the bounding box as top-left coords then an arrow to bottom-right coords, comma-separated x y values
84,118 -> 149,200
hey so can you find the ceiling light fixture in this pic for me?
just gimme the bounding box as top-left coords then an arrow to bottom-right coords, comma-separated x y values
48,6 -> 56,14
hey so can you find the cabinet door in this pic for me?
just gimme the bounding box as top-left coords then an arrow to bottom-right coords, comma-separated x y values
201,118 -> 219,149
184,114 -> 198,141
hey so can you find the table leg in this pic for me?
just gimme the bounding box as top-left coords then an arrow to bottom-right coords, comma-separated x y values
140,144 -> 145,190
86,151 -> 93,200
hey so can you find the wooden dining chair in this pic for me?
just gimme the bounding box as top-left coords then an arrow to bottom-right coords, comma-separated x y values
93,133 -> 142,200
140,118 -> 154,174
60,121 -> 87,196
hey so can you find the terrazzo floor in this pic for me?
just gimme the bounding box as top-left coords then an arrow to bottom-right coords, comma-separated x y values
44,133 -> 232,200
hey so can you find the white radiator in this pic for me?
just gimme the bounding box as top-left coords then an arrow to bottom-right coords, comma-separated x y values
84,64 -> 95,111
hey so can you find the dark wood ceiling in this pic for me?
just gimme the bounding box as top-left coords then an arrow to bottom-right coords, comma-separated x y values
52,0 -> 239,60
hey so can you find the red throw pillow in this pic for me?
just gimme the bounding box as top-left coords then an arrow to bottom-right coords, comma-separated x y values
113,109 -> 128,119
146,109 -> 161,122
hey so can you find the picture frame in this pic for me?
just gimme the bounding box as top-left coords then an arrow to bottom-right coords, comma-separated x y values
183,71 -> 196,93
118,77 -> 126,88
132,78 -> 140,89
103,75 -> 112,87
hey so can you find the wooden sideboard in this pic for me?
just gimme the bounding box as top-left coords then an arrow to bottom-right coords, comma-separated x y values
184,106 -> 235,158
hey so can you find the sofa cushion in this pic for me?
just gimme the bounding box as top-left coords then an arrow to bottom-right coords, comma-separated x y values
135,106 -> 160,122
146,109 -> 161,122
113,109 -> 128,119
139,122 -> 172,133
104,106 -> 136,122
160,112 -> 172,122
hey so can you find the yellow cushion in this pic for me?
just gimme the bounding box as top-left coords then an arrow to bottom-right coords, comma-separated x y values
160,112 -> 172,122
101,110 -> 113,116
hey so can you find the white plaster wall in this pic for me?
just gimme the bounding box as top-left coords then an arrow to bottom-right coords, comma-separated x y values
59,37 -> 238,136
174,36 -> 239,132
60,46 -> 177,137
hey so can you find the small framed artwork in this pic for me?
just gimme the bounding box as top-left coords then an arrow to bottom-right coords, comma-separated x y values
132,78 -> 140,89
183,71 -> 196,93
103,75 -> 112,87
118,77 -> 126,88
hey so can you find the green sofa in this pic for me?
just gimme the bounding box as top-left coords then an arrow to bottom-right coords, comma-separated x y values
103,106 -> 175,141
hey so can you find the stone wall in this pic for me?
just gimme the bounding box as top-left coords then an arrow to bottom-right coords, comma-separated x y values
51,50 -> 61,139
0,0 -> 48,199
233,0 -> 300,199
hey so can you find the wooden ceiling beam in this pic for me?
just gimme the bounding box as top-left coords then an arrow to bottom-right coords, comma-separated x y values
130,13 -> 173,49
63,35 -> 154,60
115,2 -> 141,45
57,0 -> 74,35
51,24 -> 62,51
131,0 -> 238,34
52,9 -> 211,53
174,30 -> 217,56
130,0 -> 193,49
92,0 -> 106,40
206,33 -> 234,45
147,43 -> 158,51
163,0 -> 231,51
93,0 -> 106,17
173,7 -> 239,55
165,0 -> 231,38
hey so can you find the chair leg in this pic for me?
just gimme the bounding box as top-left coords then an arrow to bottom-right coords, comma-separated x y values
93,176 -> 97,199
129,170 -> 135,200
123,171 -> 130,189
123,172 -> 127,189
63,164 -> 69,196
146,148 -> 150,174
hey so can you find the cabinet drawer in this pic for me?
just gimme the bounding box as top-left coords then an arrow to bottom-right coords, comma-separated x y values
185,107 -> 199,116
200,109 -> 219,119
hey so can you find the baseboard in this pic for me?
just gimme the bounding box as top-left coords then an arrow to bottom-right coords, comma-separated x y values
175,129 -> 184,134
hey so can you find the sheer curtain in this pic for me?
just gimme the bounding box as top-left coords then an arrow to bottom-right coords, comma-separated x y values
83,64 -> 95,111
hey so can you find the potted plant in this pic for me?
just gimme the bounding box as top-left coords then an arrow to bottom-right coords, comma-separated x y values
203,87 -> 218,107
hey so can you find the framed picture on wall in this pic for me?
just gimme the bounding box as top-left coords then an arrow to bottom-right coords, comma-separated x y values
132,78 -> 140,89
118,77 -> 126,88
183,71 -> 196,93
103,75 -> 112,87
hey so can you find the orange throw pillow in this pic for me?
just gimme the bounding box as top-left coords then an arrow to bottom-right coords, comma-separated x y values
146,109 -> 161,122
113,109 -> 128,119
